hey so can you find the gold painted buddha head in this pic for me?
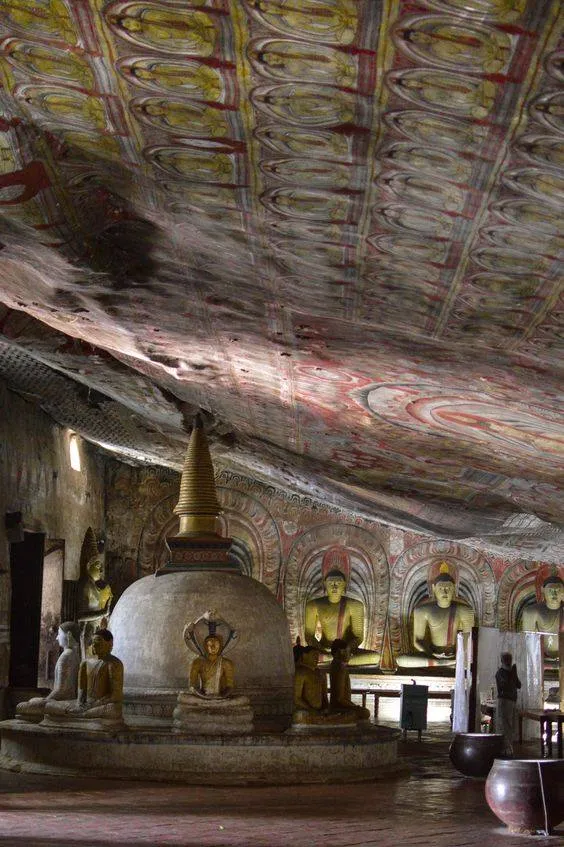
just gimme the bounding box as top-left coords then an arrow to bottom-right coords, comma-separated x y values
324,569 -> 347,604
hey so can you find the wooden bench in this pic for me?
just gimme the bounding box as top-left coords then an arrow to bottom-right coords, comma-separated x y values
350,688 -> 452,719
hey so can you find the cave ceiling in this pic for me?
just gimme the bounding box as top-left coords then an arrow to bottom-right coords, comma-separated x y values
0,0 -> 562,561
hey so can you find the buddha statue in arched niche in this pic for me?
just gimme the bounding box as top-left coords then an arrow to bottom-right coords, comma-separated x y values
303,545 -> 380,667
397,561 -> 475,668
520,567 -> 563,665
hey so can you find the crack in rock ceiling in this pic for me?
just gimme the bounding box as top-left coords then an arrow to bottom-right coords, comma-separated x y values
0,0 -> 562,560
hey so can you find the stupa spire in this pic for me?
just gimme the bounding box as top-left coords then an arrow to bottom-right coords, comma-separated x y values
160,413 -> 235,574
174,414 -> 222,536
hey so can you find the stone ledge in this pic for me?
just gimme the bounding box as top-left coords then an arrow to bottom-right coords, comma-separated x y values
0,720 -> 401,785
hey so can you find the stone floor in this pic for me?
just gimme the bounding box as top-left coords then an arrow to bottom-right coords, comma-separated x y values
0,726 -> 561,846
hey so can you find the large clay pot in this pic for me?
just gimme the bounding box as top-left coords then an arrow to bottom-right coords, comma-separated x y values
485,758 -> 564,835
449,732 -> 505,777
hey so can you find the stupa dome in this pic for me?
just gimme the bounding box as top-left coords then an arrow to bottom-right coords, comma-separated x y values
109,416 -> 293,725
110,570 -> 294,722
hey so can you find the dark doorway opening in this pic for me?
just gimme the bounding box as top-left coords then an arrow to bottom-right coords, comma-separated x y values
9,531 -> 45,687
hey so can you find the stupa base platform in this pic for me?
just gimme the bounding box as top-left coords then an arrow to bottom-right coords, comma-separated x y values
0,718 -> 401,785
122,687 -> 293,732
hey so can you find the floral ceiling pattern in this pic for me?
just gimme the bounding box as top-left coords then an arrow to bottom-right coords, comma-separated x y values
0,0 -> 562,559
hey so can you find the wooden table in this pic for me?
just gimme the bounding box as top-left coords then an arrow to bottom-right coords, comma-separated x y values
519,709 -> 564,758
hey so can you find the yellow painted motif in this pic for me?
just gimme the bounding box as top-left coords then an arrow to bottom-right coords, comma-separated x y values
3,41 -> 94,89
0,0 -> 77,44
120,58 -> 224,101
132,98 -> 229,137
19,86 -> 107,131
59,130 -> 121,161
387,172 -> 465,212
160,182 -> 239,209
248,39 -> 357,88
426,0 -> 526,23
248,0 -> 358,45
106,5 -> 216,56
256,126 -> 352,161
260,187 -> 351,221
253,83 -> 355,126
0,137 -> 16,174
398,21 -> 512,74
260,157 -> 351,188
384,144 -> 472,182
390,70 -> 496,119
385,110 -> 487,152
150,148 -> 234,182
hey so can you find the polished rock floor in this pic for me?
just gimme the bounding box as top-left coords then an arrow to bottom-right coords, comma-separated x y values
0,727 -> 561,846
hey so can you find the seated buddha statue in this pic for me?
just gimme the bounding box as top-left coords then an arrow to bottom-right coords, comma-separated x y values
77,529 -> 113,658
520,573 -> 563,663
329,639 -> 370,722
397,563 -> 475,668
43,629 -> 124,729
304,547 -> 380,667
80,555 -> 113,618
174,614 -> 253,734
188,634 -> 234,698
292,646 -> 329,724
16,621 -> 80,722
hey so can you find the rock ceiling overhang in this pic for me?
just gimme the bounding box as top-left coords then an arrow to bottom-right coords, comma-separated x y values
0,0 -> 562,561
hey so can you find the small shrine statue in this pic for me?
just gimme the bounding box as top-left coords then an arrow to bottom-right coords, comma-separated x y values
329,639 -> 370,721
397,562 -> 475,668
521,571 -> 563,663
77,528 -> 113,657
292,646 -> 328,724
304,546 -> 380,667
189,634 -> 234,698
43,628 -> 124,730
16,621 -> 80,722
173,610 -> 253,734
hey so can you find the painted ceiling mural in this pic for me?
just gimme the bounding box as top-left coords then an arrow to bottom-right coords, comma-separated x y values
0,0 -> 562,559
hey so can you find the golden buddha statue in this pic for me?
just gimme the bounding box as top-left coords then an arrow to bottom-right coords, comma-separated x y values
173,610 -> 253,733
79,529 -> 113,616
521,572 -> 563,663
329,640 -> 370,721
304,547 -> 380,667
397,562 -> 475,668
43,629 -> 124,728
189,634 -> 234,698
292,646 -> 328,723
16,621 -> 80,722
77,528 -> 113,657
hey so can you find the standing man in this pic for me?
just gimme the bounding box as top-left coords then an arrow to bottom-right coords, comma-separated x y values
495,652 -> 521,757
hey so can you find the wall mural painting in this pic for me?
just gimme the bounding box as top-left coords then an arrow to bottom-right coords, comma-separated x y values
356,382 -> 564,474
